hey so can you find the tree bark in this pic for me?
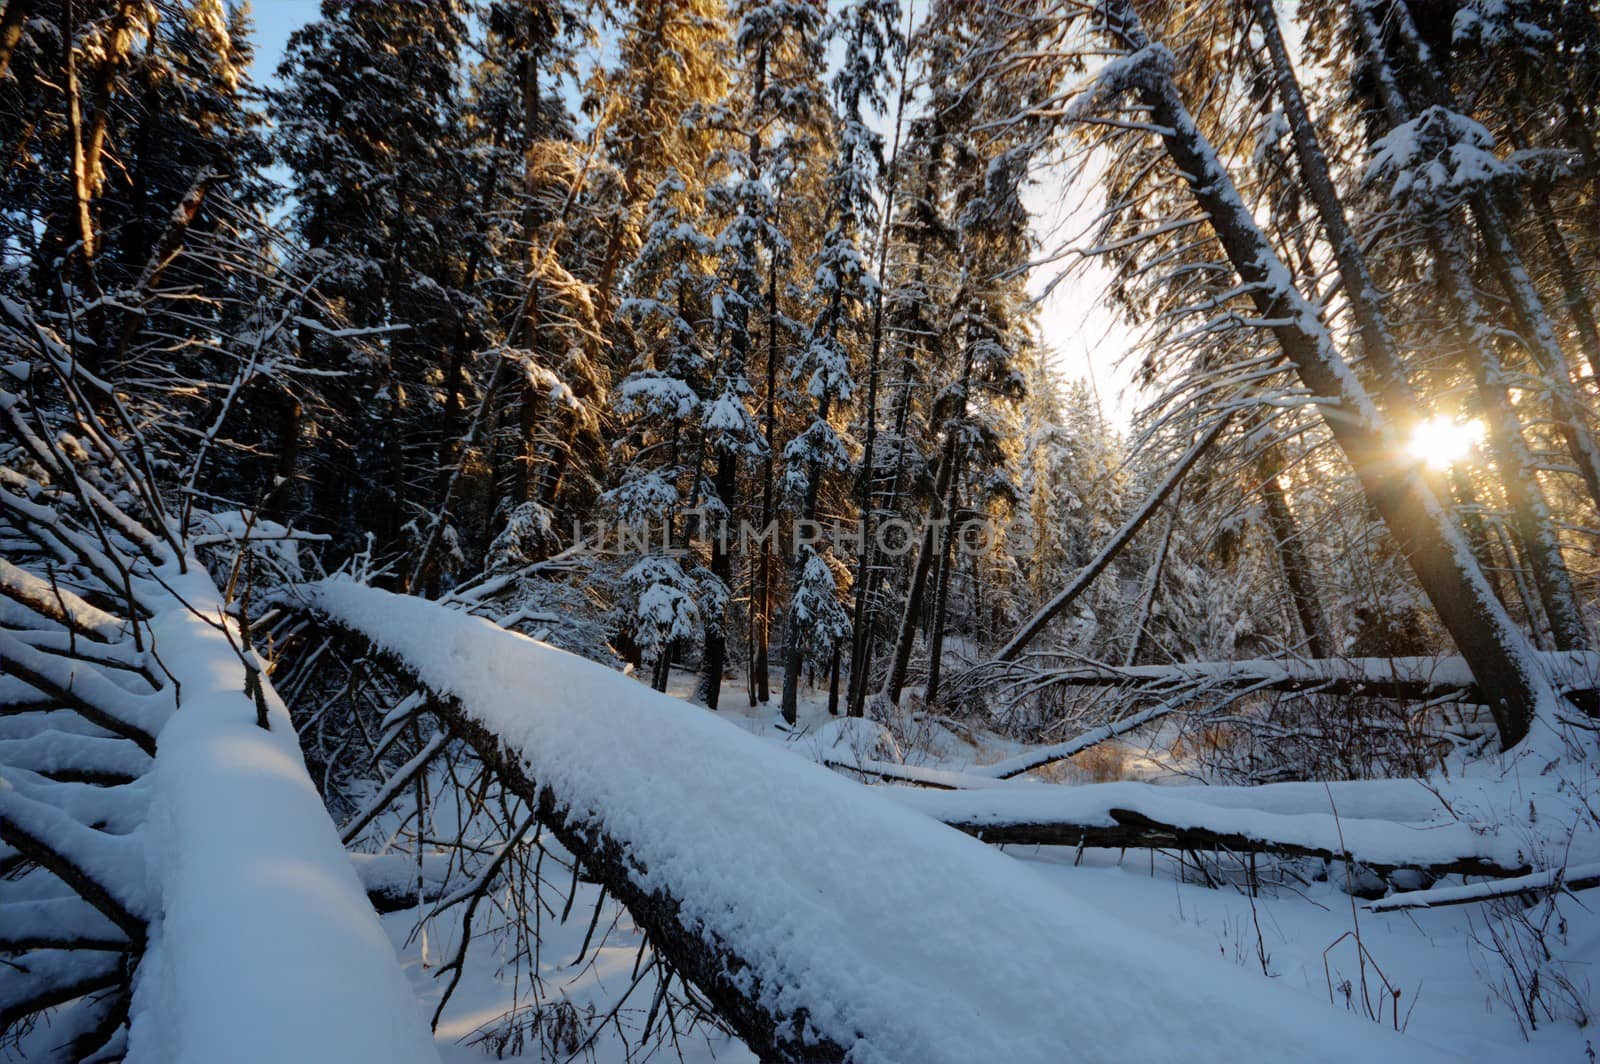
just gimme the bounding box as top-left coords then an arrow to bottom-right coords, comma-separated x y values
922,454 -> 963,705
1258,451 -> 1332,658
331,632 -> 854,1063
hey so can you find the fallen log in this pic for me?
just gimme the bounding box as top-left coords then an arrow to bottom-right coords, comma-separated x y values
969,650 -> 1600,709
350,852 -> 453,914
951,651 -> 1600,781
305,579 -> 1447,1064
1365,861 -> 1600,913
889,781 -> 1533,879
821,755 -> 1016,790
319,626 -> 854,1062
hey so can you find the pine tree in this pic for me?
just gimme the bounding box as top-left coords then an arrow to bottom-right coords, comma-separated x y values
700,0 -> 827,710
776,0 -> 900,722
271,0 -> 472,555
880,0 -> 1049,708
607,171 -> 723,692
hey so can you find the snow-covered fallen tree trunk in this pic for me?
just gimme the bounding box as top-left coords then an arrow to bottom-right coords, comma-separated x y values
305,579 -> 1456,1064
127,572 -> 441,1064
951,652 -> 1600,783
1,354 -> 437,1063
1365,862 -> 1600,913
887,781 -> 1533,878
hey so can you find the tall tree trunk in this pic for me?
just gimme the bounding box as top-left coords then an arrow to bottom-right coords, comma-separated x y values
260,395 -> 302,524
517,18 -> 546,508
1504,117 -> 1600,383
1259,0 -> 1587,644
62,1 -> 102,315
1432,256 -> 1591,652
1258,451 -> 1332,658
1253,0 -> 1413,411
881,438 -> 956,707
1447,466 -> 1507,607
883,325 -> 972,707
748,43 -> 774,708
847,6 -> 913,717
851,147 -> 943,714
698,450 -> 736,710
780,396 -> 832,725
923,456 -> 964,705
1352,2 -> 1590,650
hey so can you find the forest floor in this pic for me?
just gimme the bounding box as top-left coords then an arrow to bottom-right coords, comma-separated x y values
376,668 -> 1595,1063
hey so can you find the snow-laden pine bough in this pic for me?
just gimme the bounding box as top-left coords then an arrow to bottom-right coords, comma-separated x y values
302,579 -> 1477,1064
0,355 -> 438,1062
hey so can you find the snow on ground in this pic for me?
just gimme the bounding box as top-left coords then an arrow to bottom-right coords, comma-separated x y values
381,844 -> 754,1064
304,579 -> 1598,1063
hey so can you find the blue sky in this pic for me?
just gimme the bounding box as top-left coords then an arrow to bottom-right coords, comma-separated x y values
247,0 -> 319,83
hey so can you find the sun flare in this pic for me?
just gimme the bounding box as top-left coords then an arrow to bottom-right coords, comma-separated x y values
1408,416 -> 1485,469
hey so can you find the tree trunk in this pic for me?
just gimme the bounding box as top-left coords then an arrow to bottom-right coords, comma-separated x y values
779,377 -> 831,723
923,456 -> 963,705
1252,0 -> 1413,411
1258,452 -> 1332,658
1123,496 -> 1177,667
1103,0 -> 1560,748
698,450 -> 736,710
847,13 -> 912,717
1375,0 -> 1600,509
997,411 -> 1231,661
883,425 -> 961,706
749,43 -> 774,708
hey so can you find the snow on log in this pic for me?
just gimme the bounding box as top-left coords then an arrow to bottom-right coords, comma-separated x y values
1365,861 -> 1600,913
820,754 -> 1021,790
350,851 -> 454,914
307,579 -> 1456,1064
124,568 -> 439,1064
889,780 -> 1533,877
